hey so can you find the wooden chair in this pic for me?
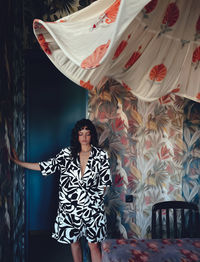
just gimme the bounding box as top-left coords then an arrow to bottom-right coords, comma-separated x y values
151,201 -> 200,239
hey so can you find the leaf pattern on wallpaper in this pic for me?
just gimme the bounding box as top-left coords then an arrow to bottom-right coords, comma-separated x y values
182,101 -> 200,205
88,77 -> 200,239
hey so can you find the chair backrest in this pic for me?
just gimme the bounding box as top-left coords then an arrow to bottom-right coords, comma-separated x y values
151,201 -> 200,239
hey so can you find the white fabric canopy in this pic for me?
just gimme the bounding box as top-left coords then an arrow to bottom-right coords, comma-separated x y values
33,0 -> 200,102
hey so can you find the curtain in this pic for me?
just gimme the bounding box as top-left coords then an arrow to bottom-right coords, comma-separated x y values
33,0 -> 200,103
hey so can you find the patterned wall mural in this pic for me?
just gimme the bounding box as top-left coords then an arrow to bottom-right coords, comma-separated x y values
88,78 -> 200,239
183,101 -> 200,205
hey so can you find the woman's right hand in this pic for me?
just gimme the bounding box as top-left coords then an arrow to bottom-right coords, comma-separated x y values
10,148 -> 41,171
10,148 -> 20,164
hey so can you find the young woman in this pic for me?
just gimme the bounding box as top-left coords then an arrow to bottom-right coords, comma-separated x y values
11,119 -> 112,262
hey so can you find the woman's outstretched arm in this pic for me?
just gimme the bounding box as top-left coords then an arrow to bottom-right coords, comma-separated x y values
10,148 -> 41,171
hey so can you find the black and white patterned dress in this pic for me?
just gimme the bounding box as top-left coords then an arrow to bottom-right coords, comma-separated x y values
39,145 -> 112,244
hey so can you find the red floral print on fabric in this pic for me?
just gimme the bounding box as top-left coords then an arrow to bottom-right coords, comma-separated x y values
196,93 -> 200,100
112,35 -> 131,60
162,3 -> 179,27
159,87 -> 180,104
122,82 -> 131,91
81,40 -> 110,69
192,46 -> 200,69
33,19 -> 45,30
80,80 -> 94,90
193,241 -> 200,248
149,64 -> 167,82
144,0 -> 158,14
104,0 -> 121,24
196,16 -> 200,32
195,16 -> 200,41
37,34 -> 51,55
192,46 -> 200,63
125,46 -> 142,69
130,249 -> 149,262
116,239 -> 127,245
146,242 -> 158,252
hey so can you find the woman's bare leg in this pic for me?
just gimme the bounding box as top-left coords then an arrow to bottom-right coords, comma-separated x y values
71,241 -> 82,262
88,242 -> 102,262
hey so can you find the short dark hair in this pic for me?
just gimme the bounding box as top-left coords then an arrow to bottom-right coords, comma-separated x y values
70,119 -> 98,160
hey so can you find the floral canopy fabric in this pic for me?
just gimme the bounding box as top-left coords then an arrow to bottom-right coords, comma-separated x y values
33,0 -> 200,103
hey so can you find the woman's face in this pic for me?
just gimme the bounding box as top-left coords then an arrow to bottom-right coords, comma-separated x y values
78,126 -> 91,147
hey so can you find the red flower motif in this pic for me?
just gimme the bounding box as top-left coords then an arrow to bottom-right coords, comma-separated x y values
114,174 -> 123,187
81,40 -> 110,69
123,157 -> 129,166
159,87 -> 180,104
105,0 -> 121,24
196,93 -> 200,100
180,249 -> 191,256
192,46 -> 200,63
122,81 -> 131,91
112,118 -> 124,131
196,16 -> 200,32
171,87 -> 180,93
146,242 -> 158,251
193,241 -> 200,248
102,242 -> 110,253
112,35 -> 131,60
144,0 -> 158,14
131,249 -> 143,256
158,145 -> 171,160
149,64 -> 167,82
189,253 -> 199,261
116,239 -> 126,245
162,3 -> 179,27
120,136 -> 128,145
159,94 -> 171,104
162,239 -> 171,245
79,80 -> 94,90
37,34 -> 51,55
125,46 -> 142,69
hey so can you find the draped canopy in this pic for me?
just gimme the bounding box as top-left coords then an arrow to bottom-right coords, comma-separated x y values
33,0 -> 200,102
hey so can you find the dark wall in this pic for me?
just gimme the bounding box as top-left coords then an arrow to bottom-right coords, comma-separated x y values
25,50 -> 88,232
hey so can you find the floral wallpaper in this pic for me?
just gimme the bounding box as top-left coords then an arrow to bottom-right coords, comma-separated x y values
88,78 -> 200,239
183,101 -> 200,206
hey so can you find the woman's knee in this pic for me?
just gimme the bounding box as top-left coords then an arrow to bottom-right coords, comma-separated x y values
71,240 -> 81,248
88,242 -> 100,251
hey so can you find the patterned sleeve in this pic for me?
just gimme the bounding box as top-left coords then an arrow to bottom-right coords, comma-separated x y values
98,150 -> 112,187
39,148 -> 69,176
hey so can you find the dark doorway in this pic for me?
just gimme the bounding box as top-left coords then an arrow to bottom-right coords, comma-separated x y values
25,49 -> 88,261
